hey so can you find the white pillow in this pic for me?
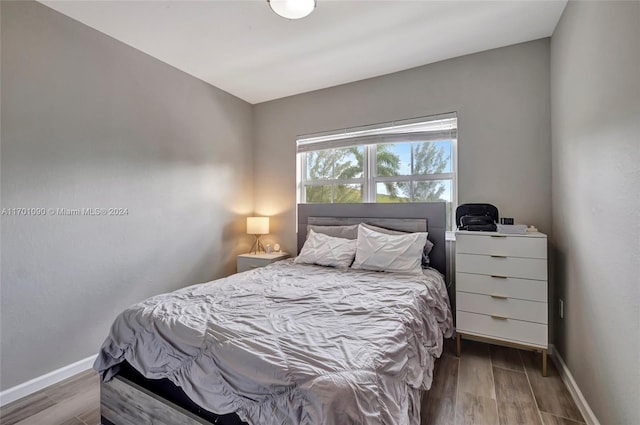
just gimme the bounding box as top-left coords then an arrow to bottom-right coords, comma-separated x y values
360,222 -> 433,267
351,225 -> 427,274
295,230 -> 357,269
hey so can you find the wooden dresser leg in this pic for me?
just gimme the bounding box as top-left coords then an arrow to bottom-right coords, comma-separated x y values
541,349 -> 548,377
456,333 -> 461,357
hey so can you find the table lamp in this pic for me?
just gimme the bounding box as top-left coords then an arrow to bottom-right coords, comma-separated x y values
247,217 -> 269,254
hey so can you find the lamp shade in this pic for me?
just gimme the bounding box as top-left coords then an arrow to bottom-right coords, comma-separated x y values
247,217 -> 269,235
268,0 -> 316,20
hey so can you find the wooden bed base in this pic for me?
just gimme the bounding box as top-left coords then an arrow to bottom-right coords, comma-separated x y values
100,202 -> 448,424
101,375 -> 213,425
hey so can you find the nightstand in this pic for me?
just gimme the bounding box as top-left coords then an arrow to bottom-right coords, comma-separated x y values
237,252 -> 290,273
455,230 -> 549,375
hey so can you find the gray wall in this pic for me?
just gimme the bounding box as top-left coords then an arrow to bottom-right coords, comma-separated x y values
550,2 -> 640,424
253,39 -> 551,251
253,38 -> 552,310
0,1 -> 253,390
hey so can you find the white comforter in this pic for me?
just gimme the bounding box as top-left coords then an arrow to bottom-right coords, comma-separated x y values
94,259 -> 453,425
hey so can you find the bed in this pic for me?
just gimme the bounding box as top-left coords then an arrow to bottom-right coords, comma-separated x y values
95,202 -> 453,425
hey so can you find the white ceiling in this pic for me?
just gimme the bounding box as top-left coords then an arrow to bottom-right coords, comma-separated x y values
40,0 -> 567,104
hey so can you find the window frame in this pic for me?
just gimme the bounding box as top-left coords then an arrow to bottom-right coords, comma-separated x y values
296,113 -> 458,228
298,147 -> 367,203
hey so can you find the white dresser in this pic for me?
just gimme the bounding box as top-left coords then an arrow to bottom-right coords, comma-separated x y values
455,230 -> 549,375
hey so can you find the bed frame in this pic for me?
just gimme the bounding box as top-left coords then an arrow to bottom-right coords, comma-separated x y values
100,202 -> 447,425
298,202 -> 447,279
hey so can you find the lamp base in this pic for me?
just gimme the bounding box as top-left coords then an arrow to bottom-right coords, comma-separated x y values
250,235 -> 266,254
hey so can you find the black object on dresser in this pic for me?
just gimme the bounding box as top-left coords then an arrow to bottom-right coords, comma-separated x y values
456,203 -> 499,232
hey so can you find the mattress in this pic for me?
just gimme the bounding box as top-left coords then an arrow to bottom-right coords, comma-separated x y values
94,259 -> 453,425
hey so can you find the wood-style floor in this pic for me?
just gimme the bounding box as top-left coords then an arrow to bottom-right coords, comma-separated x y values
0,339 -> 584,425
0,370 -> 99,425
422,339 -> 585,425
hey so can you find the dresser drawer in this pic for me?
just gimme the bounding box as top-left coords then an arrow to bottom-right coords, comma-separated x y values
456,254 -> 547,281
456,272 -> 547,302
456,233 -> 547,259
457,292 -> 547,324
456,311 -> 548,347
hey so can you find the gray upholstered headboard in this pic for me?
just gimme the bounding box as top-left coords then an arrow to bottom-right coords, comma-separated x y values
297,203 -> 447,279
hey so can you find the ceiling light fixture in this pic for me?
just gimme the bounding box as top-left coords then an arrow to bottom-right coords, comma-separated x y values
268,0 -> 316,20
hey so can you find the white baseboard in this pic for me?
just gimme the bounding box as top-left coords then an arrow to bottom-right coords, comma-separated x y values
0,354 -> 97,407
549,344 -> 600,425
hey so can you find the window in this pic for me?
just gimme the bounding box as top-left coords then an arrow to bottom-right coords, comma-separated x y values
297,113 -> 457,230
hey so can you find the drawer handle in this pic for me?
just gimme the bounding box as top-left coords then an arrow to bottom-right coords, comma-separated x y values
491,255 -> 507,258
490,294 -> 508,299
491,275 -> 507,279
491,235 -> 507,238
491,315 -> 508,320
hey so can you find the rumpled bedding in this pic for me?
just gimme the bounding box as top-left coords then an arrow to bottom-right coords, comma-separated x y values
94,259 -> 453,425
